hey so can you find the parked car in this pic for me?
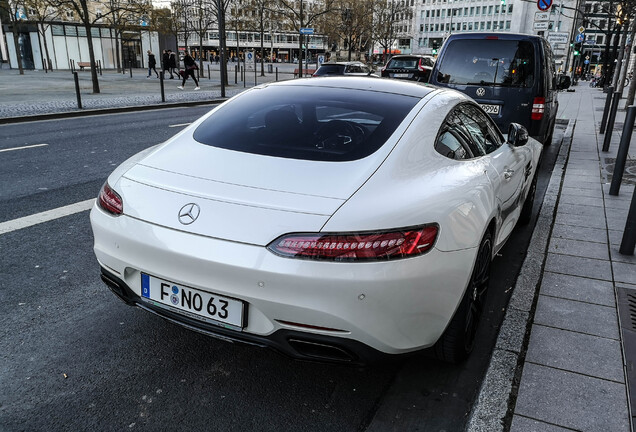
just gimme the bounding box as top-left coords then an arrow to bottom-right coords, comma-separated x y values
91,77 -> 542,365
429,33 -> 564,145
381,54 -> 435,82
312,61 -> 377,77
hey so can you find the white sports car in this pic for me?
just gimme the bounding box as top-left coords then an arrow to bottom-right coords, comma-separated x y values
90,77 -> 542,364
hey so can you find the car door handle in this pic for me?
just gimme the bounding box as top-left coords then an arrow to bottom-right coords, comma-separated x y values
504,169 -> 514,180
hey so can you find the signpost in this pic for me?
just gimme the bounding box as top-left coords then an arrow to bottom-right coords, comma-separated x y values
299,28 -> 314,35
535,11 -> 550,21
575,33 -> 585,43
534,22 -> 550,30
537,0 -> 552,11
547,31 -> 569,44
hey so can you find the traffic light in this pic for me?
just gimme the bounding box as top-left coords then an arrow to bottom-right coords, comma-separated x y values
432,48 -> 438,55
574,50 -> 580,56
501,0 -> 506,5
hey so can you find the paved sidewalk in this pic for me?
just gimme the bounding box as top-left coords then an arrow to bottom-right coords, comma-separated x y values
470,84 -> 636,431
0,63 -> 299,120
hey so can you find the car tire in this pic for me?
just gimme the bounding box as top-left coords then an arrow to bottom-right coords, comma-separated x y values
434,230 -> 493,363
543,122 -> 555,146
519,173 -> 538,225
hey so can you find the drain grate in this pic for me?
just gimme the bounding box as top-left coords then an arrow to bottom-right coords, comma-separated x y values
617,287 -> 636,415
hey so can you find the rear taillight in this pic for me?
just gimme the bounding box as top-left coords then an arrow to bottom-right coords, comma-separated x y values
418,59 -> 425,72
531,97 -> 545,120
98,183 -> 123,216
268,225 -> 439,261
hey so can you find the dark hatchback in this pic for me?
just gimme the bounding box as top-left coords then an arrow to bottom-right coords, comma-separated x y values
381,55 -> 435,82
429,33 -> 561,145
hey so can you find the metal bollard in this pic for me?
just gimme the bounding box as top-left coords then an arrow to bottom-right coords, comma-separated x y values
235,66 -> 238,84
600,86 -> 614,134
255,64 -> 257,86
160,71 -> 165,103
602,91 -> 621,152
276,67 -> 278,81
73,71 -> 82,109
129,62 -> 133,78
208,64 -> 210,80
619,186 -> 636,255
609,105 -> 636,195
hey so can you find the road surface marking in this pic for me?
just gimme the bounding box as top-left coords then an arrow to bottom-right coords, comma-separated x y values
169,123 -> 191,128
0,143 -> 48,153
0,199 -> 95,235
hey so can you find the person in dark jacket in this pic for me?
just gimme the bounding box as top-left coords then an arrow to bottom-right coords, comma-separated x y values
178,53 -> 200,90
147,50 -> 158,78
169,50 -> 177,76
162,49 -> 173,79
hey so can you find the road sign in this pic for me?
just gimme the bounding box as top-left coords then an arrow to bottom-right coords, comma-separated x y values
299,28 -> 314,35
537,0 -> 552,11
547,32 -> 569,44
584,59 -> 590,64
318,55 -> 325,65
578,26 -> 586,33
575,33 -> 585,43
535,11 -> 550,21
534,22 -> 549,30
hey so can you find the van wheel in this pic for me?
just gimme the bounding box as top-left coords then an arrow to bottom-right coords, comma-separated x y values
543,122 -> 555,146
434,231 -> 492,363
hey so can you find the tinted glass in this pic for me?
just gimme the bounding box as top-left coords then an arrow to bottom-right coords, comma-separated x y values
456,104 -> 502,154
314,64 -> 346,75
193,86 -> 419,162
436,39 -> 535,87
387,57 -> 419,69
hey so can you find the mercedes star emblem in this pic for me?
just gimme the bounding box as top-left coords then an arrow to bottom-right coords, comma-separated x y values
476,87 -> 486,97
178,203 -> 201,225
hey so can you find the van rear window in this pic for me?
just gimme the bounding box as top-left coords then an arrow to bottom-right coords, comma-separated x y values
436,39 -> 535,87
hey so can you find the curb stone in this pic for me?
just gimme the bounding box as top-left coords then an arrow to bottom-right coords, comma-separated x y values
466,119 -> 575,432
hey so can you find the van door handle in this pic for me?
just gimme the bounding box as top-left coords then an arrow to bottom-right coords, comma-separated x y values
504,169 -> 514,180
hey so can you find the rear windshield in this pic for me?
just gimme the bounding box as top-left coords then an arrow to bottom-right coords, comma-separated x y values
314,64 -> 346,75
193,85 -> 419,162
435,39 -> 536,87
387,57 -> 419,69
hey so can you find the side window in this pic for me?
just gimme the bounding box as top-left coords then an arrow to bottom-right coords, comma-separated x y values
434,110 -> 473,160
457,104 -> 503,154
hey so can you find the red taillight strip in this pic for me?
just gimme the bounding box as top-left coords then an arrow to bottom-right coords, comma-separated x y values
531,97 -> 545,120
267,225 -> 439,261
98,183 -> 123,216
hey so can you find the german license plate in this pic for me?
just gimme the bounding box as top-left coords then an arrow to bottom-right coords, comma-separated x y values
393,73 -> 409,78
141,273 -> 244,329
480,104 -> 501,115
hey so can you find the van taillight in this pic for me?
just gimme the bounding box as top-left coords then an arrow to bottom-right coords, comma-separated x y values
531,97 -> 545,120
418,59 -> 425,72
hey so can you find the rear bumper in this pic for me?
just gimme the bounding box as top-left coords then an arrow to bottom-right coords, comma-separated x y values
91,204 -> 477,364
100,267 -> 397,365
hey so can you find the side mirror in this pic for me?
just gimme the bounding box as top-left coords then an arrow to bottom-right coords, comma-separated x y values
507,123 -> 529,147
557,75 -> 571,90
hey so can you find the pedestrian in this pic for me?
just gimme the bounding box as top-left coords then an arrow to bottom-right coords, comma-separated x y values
162,49 -> 173,79
178,52 -> 200,90
147,50 -> 159,78
169,50 -> 177,77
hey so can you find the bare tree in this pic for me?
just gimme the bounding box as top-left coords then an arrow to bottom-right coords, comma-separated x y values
47,0 -> 149,92
318,0 -> 373,62
275,0 -> 334,77
190,0 -> 217,74
372,0 -> 410,63
0,0 -> 27,73
22,0 -> 58,70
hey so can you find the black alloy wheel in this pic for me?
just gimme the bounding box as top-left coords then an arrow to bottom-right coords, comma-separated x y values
434,231 -> 493,363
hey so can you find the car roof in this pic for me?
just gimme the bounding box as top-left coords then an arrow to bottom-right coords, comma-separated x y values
319,61 -> 365,66
389,54 -> 434,59
260,76 -> 435,98
444,32 -> 545,42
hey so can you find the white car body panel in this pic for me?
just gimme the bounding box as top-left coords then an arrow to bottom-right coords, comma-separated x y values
91,78 -> 543,360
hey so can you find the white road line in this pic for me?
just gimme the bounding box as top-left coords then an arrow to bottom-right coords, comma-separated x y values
0,199 -> 95,235
168,123 -> 191,128
0,143 -> 49,153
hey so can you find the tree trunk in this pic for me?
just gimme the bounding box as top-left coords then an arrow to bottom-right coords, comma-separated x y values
40,24 -> 52,70
259,9 -> 264,77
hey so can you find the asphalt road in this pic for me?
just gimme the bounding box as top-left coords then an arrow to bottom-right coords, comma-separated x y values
0,107 -> 564,431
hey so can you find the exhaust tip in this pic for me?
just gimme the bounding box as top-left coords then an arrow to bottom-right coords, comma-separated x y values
288,338 -> 355,363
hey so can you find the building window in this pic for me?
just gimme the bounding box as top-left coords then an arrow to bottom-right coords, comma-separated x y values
476,6 -> 480,15
488,5 -> 493,14
508,4 -> 513,13
52,25 -> 64,36
505,20 -> 511,30
495,5 -> 499,13
470,6 -> 474,15
480,21 -> 485,30
487,21 -> 491,29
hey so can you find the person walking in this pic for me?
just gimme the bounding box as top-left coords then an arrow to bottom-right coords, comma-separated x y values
147,50 -> 159,78
169,50 -> 177,77
162,49 -> 173,79
178,52 -> 200,90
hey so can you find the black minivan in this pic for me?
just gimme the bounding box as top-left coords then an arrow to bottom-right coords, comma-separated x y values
429,33 -> 559,145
